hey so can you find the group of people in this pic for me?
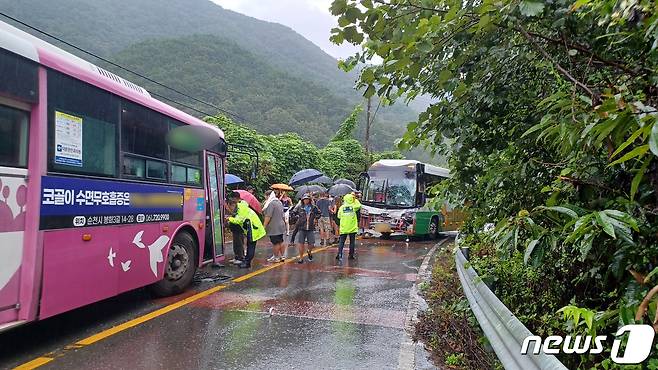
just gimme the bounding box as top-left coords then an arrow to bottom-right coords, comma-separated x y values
223,186 -> 362,268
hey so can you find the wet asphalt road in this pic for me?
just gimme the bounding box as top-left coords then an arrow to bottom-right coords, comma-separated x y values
1,235 -> 441,370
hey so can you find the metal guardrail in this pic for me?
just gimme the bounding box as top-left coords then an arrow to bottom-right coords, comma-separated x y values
455,249 -> 568,370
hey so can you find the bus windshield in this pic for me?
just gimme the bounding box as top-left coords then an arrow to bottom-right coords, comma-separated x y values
364,167 -> 416,208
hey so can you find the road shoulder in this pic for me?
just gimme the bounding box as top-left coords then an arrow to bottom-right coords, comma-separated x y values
398,237 -> 452,370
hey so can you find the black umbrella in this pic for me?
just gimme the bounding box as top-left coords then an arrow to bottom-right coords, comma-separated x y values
295,184 -> 326,198
312,175 -> 333,185
289,169 -> 324,186
334,178 -> 356,189
328,183 -> 355,197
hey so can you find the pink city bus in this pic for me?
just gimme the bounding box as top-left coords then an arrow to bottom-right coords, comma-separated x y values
0,21 -> 228,332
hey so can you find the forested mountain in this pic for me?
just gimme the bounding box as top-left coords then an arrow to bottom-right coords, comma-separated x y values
114,35 -> 351,141
0,0 -> 420,150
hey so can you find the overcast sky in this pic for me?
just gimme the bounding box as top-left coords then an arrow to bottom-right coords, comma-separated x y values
210,0 -> 361,60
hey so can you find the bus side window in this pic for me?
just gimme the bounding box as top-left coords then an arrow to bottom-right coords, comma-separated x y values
121,101 -> 168,160
0,105 -> 28,168
0,49 -> 38,104
47,71 -> 119,177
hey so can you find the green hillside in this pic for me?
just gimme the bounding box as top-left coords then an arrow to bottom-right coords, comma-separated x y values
114,35 -> 353,145
0,0 -> 352,92
0,0 -> 420,151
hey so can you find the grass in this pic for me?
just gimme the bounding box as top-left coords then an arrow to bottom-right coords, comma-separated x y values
413,248 -> 500,369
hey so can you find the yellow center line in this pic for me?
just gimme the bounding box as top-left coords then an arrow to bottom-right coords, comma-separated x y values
76,284 -> 227,346
233,245 -> 331,282
13,244 -> 336,369
13,357 -> 54,370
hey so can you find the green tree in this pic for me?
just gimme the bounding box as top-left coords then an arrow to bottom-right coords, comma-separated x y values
318,146 -> 349,179
325,139 -> 367,180
331,104 -> 362,141
206,113 -> 397,193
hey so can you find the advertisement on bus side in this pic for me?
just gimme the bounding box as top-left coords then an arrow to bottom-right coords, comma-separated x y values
39,176 -> 184,229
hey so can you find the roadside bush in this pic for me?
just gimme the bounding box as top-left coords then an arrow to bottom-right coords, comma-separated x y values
414,249 -> 498,369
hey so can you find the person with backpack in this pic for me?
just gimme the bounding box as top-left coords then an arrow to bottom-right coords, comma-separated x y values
336,193 -> 361,261
225,191 -> 266,269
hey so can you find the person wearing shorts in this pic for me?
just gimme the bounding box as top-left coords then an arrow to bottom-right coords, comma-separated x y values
263,190 -> 287,262
316,192 -> 332,246
292,194 -> 321,264
330,196 -> 342,242
280,192 -> 292,235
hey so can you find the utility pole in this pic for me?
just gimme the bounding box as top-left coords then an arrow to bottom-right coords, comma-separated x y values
364,96 -> 371,170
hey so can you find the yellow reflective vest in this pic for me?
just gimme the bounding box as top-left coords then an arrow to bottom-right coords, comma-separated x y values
338,194 -> 361,234
229,200 -> 266,242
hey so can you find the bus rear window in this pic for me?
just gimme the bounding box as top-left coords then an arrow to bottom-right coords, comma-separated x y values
0,105 -> 28,168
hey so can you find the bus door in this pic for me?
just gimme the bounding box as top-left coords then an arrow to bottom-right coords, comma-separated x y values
0,103 -> 30,323
205,153 -> 224,261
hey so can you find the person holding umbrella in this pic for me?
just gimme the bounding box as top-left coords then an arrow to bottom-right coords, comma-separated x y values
225,191 -> 266,269
280,192 -> 292,235
329,195 -> 342,243
336,193 -> 362,261
271,184 -> 294,235
292,194 -> 321,264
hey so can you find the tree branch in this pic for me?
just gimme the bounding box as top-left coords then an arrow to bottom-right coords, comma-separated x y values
524,30 -> 651,76
517,24 -> 599,104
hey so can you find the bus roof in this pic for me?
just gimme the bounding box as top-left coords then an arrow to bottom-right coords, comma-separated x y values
370,159 -> 450,178
0,20 -> 224,140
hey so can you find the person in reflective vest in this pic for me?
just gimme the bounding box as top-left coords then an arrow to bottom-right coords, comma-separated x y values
336,193 -> 361,261
226,191 -> 265,268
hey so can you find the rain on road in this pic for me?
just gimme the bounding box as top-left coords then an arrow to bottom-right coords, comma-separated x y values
1,236 -> 442,370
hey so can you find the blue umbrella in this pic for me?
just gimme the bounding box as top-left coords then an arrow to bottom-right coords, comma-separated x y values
225,173 -> 244,185
289,169 -> 324,186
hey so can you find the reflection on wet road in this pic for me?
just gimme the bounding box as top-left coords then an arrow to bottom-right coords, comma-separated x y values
1,236 -> 439,370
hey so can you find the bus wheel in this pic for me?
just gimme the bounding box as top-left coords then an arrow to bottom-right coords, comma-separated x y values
381,232 -> 391,239
150,231 -> 197,297
428,217 -> 439,240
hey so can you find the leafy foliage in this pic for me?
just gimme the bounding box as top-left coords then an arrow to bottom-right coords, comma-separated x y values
414,248 -> 498,369
206,111 -> 400,195
332,104 -> 363,142
331,0 -> 658,366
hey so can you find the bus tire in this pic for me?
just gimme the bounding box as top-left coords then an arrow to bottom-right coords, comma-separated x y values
429,217 -> 440,240
150,231 -> 197,297
381,232 -> 391,239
